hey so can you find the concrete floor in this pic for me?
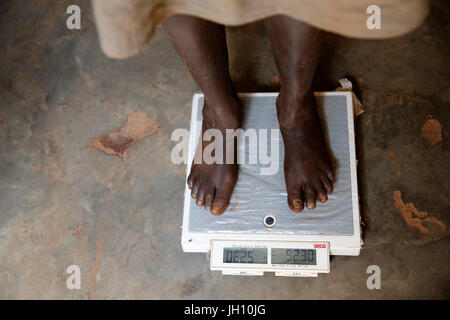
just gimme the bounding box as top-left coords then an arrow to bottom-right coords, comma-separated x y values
0,0 -> 449,299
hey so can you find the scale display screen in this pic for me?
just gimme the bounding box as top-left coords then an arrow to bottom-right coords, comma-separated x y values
212,241 -> 329,276
271,248 -> 316,265
223,247 -> 267,264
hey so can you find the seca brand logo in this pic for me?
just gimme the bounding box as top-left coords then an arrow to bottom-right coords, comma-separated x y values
314,244 -> 326,248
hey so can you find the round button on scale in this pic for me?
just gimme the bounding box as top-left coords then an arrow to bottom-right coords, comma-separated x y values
263,215 -> 276,228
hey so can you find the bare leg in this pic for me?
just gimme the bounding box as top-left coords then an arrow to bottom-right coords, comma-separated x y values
265,15 -> 334,212
164,15 -> 241,215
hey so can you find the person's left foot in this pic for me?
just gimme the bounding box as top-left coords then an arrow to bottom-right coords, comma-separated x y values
277,90 -> 334,213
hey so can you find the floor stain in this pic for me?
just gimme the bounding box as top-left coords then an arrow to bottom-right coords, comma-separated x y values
393,190 -> 446,234
180,275 -> 205,298
388,150 -> 397,161
72,228 -> 84,240
87,111 -> 160,161
86,237 -> 104,300
421,117 -> 442,146
170,275 -> 205,298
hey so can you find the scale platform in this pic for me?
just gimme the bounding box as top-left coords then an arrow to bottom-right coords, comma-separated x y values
181,92 -> 361,277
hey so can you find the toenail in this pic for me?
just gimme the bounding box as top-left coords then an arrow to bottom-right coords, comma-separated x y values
211,203 -> 222,215
191,193 -> 197,198
307,202 -> 315,209
320,195 -> 327,202
293,199 -> 303,209
196,200 -> 203,206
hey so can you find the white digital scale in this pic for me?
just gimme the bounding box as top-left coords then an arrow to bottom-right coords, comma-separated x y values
181,92 -> 361,277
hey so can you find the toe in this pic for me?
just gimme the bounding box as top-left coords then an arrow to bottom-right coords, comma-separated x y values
285,179 -> 304,213
287,193 -> 304,213
210,175 -> 236,216
304,184 -> 316,209
211,202 -> 226,216
191,181 -> 200,199
211,188 -> 232,216
320,174 -> 333,193
204,190 -> 215,211
196,187 -> 206,206
315,182 -> 328,203
325,169 -> 335,183
187,174 -> 195,189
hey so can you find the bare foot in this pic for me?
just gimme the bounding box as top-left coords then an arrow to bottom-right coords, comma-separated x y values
277,90 -> 334,213
187,95 -> 242,216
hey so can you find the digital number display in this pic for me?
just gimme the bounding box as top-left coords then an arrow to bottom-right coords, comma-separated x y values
223,248 -> 268,264
271,248 -> 316,265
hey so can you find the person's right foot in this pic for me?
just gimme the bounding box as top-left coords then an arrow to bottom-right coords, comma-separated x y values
187,94 -> 242,216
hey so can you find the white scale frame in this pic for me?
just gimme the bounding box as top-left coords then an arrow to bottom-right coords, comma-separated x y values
181,92 -> 361,276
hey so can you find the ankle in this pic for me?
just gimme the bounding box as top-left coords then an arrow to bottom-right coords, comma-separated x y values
202,96 -> 242,130
276,89 -> 315,129
202,78 -> 237,103
278,86 -> 313,105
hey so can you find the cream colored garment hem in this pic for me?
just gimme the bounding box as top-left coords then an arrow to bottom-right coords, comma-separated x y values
92,0 -> 430,59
